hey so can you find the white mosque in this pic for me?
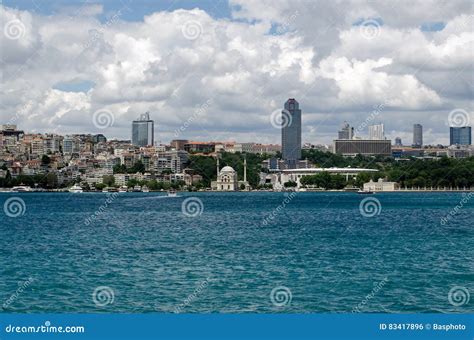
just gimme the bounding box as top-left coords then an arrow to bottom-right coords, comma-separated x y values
211,157 -> 250,191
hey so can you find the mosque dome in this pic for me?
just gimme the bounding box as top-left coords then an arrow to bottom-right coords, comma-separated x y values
220,166 -> 235,173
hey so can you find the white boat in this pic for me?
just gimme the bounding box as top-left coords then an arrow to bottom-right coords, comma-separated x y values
357,190 -> 375,194
132,185 -> 142,192
11,185 -> 32,192
142,186 -> 150,193
102,187 -> 118,193
167,189 -> 177,197
118,186 -> 128,193
68,184 -> 83,193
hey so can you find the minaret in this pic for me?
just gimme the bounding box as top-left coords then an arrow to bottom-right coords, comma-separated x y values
216,156 -> 220,177
243,157 -> 247,183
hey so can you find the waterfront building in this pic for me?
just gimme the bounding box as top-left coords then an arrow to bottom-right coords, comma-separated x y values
450,126 -> 471,145
260,167 -> 379,189
132,112 -> 154,147
363,178 -> 400,192
338,121 -> 354,140
368,123 -> 385,140
413,124 -> 423,147
333,139 -> 392,156
214,165 -> 238,191
281,98 -> 302,168
211,157 -> 249,191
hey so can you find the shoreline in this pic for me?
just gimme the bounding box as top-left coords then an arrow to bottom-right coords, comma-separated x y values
0,189 -> 472,193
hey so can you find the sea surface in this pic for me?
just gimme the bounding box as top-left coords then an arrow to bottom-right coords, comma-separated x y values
0,192 -> 472,313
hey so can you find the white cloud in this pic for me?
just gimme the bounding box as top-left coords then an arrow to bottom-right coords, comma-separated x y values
0,1 -> 472,145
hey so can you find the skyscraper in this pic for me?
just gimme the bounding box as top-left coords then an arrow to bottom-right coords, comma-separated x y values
132,112 -> 154,147
338,121 -> 354,140
368,123 -> 385,140
395,137 -> 402,146
413,124 -> 423,147
281,98 -> 302,168
450,126 -> 472,145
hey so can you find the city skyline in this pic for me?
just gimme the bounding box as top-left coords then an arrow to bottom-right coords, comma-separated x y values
1,1 -> 472,146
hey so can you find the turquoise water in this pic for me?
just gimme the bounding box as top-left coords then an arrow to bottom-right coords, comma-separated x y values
0,192 -> 472,313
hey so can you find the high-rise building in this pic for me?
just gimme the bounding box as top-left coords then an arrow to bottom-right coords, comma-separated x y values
413,124 -> 423,147
368,123 -> 385,140
132,112 -> 154,147
281,98 -> 302,168
395,137 -> 402,146
338,121 -> 354,140
450,126 -> 472,145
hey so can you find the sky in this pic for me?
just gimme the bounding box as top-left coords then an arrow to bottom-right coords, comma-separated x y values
0,0 -> 473,145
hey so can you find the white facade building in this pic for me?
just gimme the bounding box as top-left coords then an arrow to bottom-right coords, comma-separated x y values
363,178 -> 399,192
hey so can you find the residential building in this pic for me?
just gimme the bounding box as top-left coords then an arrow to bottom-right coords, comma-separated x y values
368,123 -> 385,140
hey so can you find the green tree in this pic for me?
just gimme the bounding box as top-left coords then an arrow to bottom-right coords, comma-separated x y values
103,175 -> 115,187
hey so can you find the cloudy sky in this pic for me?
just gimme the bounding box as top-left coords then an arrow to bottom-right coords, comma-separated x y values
1,0 -> 473,145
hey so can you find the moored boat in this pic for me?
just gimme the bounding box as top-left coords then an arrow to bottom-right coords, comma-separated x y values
357,190 -> 375,194
11,185 -> 32,192
68,184 -> 83,193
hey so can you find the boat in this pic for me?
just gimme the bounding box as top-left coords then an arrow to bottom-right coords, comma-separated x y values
11,185 -> 32,192
118,186 -> 128,193
142,186 -> 150,193
357,190 -> 375,194
167,189 -> 177,197
103,187 -> 118,193
68,184 -> 83,193
132,185 -> 142,192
